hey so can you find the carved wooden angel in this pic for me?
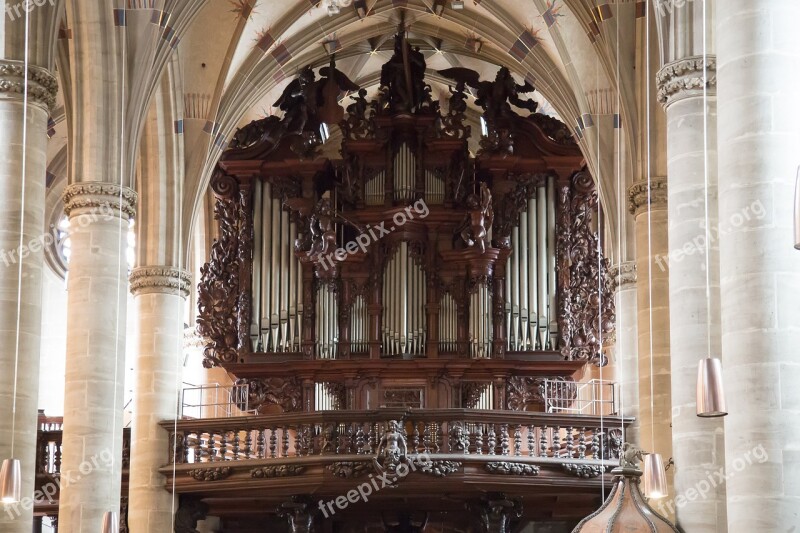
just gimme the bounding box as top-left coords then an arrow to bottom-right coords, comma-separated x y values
439,66 -> 538,125
620,442 -> 645,469
458,182 -> 494,254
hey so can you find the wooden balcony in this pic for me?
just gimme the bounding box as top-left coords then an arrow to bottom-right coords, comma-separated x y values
159,408 -> 631,530
33,413 -> 130,529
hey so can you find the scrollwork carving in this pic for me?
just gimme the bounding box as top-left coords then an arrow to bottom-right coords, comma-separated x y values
557,172 -> 615,366
197,178 -> 250,368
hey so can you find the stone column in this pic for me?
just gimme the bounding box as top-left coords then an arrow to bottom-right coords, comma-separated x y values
0,61 -> 57,533
128,267 -> 191,532
628,178 -> 674,505
610,262 -> 639,446
58,184 -> 136,531
657,56 -> 727,530
717,2 -> 800,530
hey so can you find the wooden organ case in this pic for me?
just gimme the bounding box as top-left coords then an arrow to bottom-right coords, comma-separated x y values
197,48 -> 615,418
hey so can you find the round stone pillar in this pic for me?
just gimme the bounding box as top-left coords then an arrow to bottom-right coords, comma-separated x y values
128,267 -> 191,532
657,56 -> 727,530
717,1 -> 800,530
58,184 -> 137,532
628,178 -> 674,508
0,60 -> 57,533
610,262 -> 639,446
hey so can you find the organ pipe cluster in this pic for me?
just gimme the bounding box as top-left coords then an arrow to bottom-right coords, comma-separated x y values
350,294 -> 369,354
393,143 -> 416,202
316,285 -> 339,359
438,292 -> 458,352
382,242 -> 426,357
252,181 -> 304,352
469,282 -> 493,358
506,181 -> 558,351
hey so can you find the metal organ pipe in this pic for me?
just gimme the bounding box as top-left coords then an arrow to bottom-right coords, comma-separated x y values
252,181 -> 303,353
425,170 -> 444,205
547,179 -> 557,349
469,283 -> 492,358
382,243 -> 425,357
537,184 -> 548,349
351,295 -> 368,354
393,143 -> 415,202
366,171 -> 385,206
505,178 -> 558,352
315,285 -> 338,359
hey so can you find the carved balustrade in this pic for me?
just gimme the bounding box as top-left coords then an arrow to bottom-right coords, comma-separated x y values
161,409 -> 627,470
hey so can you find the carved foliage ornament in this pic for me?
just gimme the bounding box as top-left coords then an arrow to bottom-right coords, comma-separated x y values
327,461 -> 372,478
556,172 -> 615,366
62,182 -> 138,221
485,462 -> 540,476
0,60 -> 59,110
129,267 -> 192,298
251,465 -> 306,478
197,173 -> 251,368
656,55 -> 716,106
187,467 -> 232,482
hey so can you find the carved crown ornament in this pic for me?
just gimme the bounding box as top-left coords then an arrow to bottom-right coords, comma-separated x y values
62,182 -> 138,221
627,177 -> 667,215
0,60 -> 58,111
129,267 -> 192,298
656,55 -> 717,107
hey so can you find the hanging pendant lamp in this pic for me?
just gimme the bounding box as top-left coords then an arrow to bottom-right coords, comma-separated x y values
0,458 -> 22,504
696,357 -> 727,417
101,511 -> 119,533
643,453 -> 668,500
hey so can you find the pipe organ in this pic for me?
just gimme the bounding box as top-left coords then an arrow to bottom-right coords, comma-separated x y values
382,241 -> 426,357
251,180 -> 303,353
506,181 -> 558,352
199,51 -> 614,412
192,48 -> 621,533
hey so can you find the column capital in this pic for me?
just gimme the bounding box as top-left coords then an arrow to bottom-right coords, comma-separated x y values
63,182 -> 138,220
609,261 -> 638,293
129,266 -> 192,298
628,177 -> 668,215
657,55 -> 716,108
0,59 -> 58,111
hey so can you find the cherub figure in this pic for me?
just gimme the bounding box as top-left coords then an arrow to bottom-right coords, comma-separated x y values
458,182 -> 494,253
374,420 -> 408,476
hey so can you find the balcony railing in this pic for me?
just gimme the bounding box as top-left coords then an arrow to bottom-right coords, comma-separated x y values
162,409 -> 629,467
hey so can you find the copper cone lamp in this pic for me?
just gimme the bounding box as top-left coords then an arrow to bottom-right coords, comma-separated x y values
643,453 -> 668,499
101,511 -> 119,533
697,357 -> 727,417
0,458 -> 21,504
